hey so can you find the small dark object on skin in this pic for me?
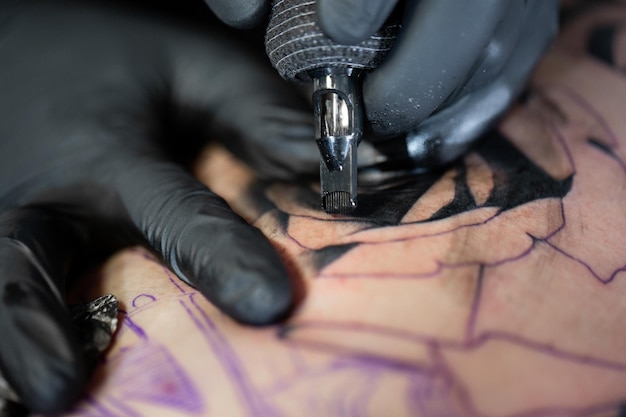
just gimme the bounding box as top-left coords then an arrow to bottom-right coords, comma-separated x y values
68,294 -> 120,369
0,294 -> 119,416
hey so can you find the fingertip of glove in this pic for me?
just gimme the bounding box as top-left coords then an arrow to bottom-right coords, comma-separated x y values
227,273 -> 294,326
205,0 -> 268,29
22,361 -> 86,414
0,265 -> 86,413
207,248 -> 294,326
181,223 -> 294,326
317,0 -> 380,45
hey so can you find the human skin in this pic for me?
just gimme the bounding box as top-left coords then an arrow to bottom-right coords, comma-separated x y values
51,3 -> 626,417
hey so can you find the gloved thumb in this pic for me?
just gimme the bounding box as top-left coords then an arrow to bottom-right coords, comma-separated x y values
316,0 -> 401,45
203,0 -> 269,28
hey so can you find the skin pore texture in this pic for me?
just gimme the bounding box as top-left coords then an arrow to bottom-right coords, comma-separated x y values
55,3 -> 626,417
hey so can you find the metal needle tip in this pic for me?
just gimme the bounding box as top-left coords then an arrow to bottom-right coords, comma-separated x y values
322,191 -> 356,214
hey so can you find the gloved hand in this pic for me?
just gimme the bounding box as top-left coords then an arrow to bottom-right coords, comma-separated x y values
206,0 -> 559,168
0,1 -> 317,413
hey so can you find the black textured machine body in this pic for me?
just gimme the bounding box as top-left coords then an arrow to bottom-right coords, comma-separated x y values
265,0 -> 398,81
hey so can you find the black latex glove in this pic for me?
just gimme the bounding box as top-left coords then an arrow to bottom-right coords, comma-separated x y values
0,1 -> 317,413
207,0 -> 559,168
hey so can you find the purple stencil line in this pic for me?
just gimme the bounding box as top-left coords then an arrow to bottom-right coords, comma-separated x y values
309,359 -> 382,417
334,350 -> 436,374
467,331 -> 626,371
278,325 -> 626,417
497,400 -> 625,417
285,209 -> 503,249
343,368 -> 379,417
122,313 -> 148,341
406,374 -> 449,417
543,238 -> 626,284
371,209 -> 503,235
282,320 -> 438,347
134,245 -> 190,294
263,347 -> 439,416
284,154 -> 569,253
180,295 -> 281,417
317,273 -> 438,280
318,268 -> 444,280
486,236 -> 540,270
282,227 -> 309,250
357,375 -> 379,417
105,397 -> 143,417
549,121 -> 579,177
341,218 -> 452,237
286,321 -> 626,371
286,341 -> 308,375
287,212 -> 381,226
131,293 -> 156,308
351,211 -> 501,244
541,198 -> 568,241
330,204 -> 558,249
600,143 -> 626,173
298,217 -> 550,273
465,266 -> 484,342
427,344 -> 481,417
316,233 -> 541,281
80,394 -> 121,417
544,84 -> 621,147
263,355 -> 416,396
286,330 -> 626,417
104,341 -> 204,414
160,264 -> 189,295
131,246 -> 157,261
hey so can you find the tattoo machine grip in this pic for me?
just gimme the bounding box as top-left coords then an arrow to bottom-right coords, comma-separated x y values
264,0 -> 398,213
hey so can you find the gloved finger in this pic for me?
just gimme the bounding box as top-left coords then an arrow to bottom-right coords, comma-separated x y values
169,37 -> 318,181
393,0 -> 559,168
197,99 -> 319,182
363,0 -> 510,136
224,104 -> 319,182
316,0 -> 401,45
202,0 -> 269,28
100,152 -> 293,325
0,208 -> 87,414
440,0 -> 526,106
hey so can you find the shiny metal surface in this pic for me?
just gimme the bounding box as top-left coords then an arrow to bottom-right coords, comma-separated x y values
312,69 -> 362,213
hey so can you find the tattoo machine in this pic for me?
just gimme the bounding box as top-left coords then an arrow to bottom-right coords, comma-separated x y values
265,0 -> 398,214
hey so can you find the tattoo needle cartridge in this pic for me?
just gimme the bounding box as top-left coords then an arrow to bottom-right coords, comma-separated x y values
265,0 -> 398,214
312,68 -> 362,213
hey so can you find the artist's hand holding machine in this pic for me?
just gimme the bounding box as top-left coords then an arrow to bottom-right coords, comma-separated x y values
0,0 -> 557,413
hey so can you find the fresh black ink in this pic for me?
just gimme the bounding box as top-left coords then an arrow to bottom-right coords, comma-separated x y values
312,243 -> 360,271
479,132 -> 572,211
353,170 -> 444,225
249,131 -> 573,273
429,163 -> 477,221
588,25 -> 618,67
